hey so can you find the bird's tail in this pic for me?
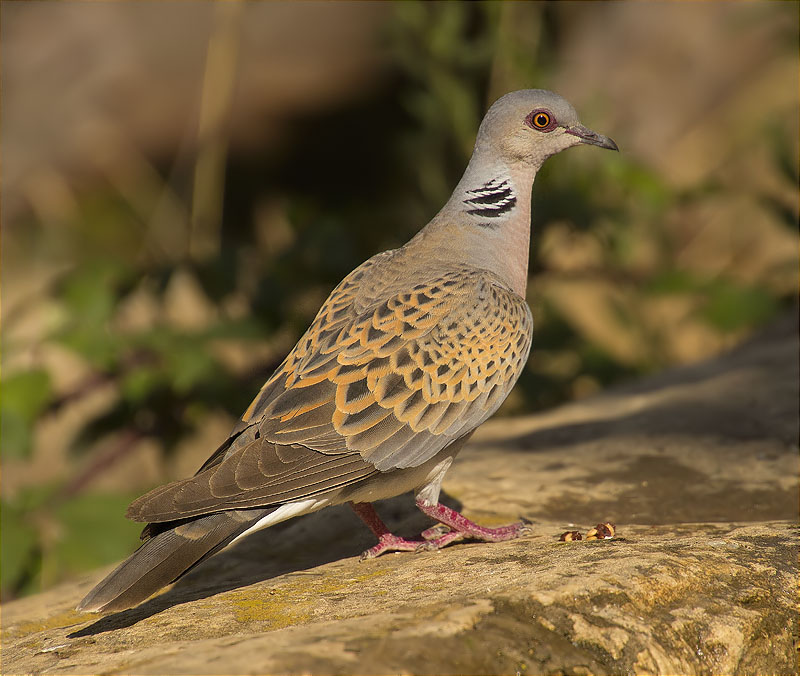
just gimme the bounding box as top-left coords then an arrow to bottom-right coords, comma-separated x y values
77,508 -> 272,613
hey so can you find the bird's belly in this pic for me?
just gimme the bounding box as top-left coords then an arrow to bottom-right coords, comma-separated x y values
337,447 -> 460,505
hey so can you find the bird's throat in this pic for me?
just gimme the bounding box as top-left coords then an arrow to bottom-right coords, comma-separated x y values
404,149 -> 539,298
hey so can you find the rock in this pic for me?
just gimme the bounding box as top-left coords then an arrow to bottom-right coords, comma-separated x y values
3,313 -> 798,675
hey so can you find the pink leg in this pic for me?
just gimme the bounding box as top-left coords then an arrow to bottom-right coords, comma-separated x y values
349,500 -> 530,560
414,498 -> 531,542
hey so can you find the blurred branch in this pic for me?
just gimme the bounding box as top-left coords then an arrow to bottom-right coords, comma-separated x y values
190,0 -> 243,261
95,127 -> 191,264
487,3 -> 544,103
57,428 -> 144,501
44,351 -> 155,416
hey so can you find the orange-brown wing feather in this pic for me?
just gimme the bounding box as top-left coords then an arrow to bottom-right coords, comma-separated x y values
243,263 -> 533,471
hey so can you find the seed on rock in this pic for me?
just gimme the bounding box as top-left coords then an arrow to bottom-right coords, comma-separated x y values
586,522 -> 616,540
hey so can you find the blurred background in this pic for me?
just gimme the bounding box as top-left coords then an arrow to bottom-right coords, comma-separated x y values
2,1 -> 797,601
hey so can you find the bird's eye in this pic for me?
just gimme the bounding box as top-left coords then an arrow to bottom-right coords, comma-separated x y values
525,110 -> 554,131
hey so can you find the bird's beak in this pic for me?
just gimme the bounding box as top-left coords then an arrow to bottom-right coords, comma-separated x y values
565,124 -> 619,151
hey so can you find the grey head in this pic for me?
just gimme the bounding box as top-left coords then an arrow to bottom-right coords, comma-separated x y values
475,89 -> 618,169
414,89 -> 618,296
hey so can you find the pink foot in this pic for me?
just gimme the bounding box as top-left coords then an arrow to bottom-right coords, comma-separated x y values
349,500 -> 530,560
360,533 -> 428,559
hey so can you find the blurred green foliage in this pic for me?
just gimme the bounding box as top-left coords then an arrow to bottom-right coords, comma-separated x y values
2,487 -> 143,598
1,369 -> 52,459
2,2 -> 797,601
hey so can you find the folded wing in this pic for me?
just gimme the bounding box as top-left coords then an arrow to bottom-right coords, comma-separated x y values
129,258 -> 533,524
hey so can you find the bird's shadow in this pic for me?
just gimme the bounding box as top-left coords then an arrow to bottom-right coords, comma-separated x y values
68,492 -> 462,638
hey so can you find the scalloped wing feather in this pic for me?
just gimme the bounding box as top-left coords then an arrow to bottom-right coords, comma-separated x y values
246,258 -> 533,472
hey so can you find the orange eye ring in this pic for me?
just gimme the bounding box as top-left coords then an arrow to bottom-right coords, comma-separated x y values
525,109 -> 555,132
532,112 -> 550,128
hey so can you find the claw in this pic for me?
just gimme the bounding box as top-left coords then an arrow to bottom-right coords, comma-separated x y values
421,523 -> 452,540
359,533 -> 422,559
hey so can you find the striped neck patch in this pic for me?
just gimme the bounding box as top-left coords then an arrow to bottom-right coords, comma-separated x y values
463,178 -> 517,219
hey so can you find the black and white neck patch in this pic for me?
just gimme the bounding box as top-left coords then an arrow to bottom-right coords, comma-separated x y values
463,178 -> 517,219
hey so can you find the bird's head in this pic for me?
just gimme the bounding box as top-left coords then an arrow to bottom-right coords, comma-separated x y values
476,89 -> 618,168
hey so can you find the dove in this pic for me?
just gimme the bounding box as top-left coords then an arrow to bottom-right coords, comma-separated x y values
77,89 -> 618,613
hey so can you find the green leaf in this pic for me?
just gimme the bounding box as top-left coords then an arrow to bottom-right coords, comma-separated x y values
645,269 -> 700,295
1,369 -> 52,420
53,493 -> 143,575
165,344 -> 217,393
131,327 -> 223,394
51,260 -> 133,368
0,369 -> 52,458
1,499 -> 39,594
59,261 -> 121,325
701,282 -> 779,332
55,326 -> 120,369
1,408 -> 33,459
120,367 -> 165,404
202,318 -> 266,341
610,160 -> 670,211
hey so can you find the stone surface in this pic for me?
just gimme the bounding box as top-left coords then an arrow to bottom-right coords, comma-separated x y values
3,312 -> 798,675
